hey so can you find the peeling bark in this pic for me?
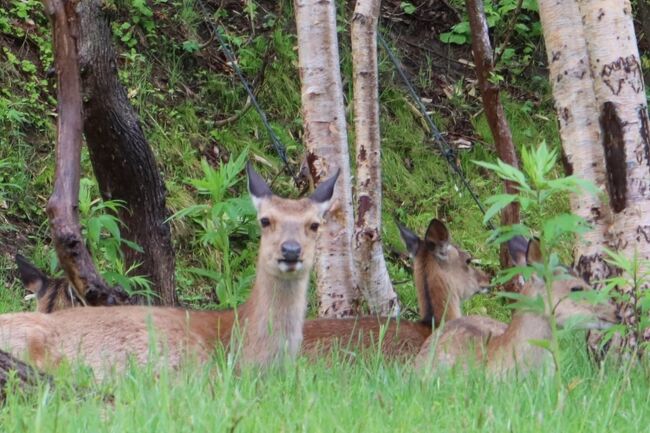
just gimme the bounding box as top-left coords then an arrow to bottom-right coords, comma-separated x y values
42,0 -> 126,306
76,0 -> 177,305
351,0 -> 400,316
466,0 -> 521,284
538,0 -> 614,286
294,0 -> 357,317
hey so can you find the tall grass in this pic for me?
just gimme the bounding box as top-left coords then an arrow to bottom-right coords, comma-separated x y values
0,333 -> 647,433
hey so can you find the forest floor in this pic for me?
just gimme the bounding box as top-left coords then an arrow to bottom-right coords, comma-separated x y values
1,0 -> 649,431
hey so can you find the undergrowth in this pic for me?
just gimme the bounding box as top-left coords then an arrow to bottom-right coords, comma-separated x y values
0,0 -> 568,320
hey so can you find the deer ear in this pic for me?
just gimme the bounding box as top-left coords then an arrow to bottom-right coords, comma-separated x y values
398,224 -> 420,258
246,161 -> 273,213
507,235 -> 529,266
310,168 -> 340,218
424,218 -> 450,259
15,254 -> 48,295
526,238 -> 543,265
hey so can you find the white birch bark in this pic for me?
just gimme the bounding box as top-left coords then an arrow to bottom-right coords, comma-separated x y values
294,0 -> 357,317
578,0 -> 650,266
538,0 -> 613,285
578,0 -> 650,348
351,0 -> 400,316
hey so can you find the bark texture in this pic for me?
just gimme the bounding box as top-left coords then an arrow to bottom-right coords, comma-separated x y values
466,0 -> 521,282
0,350 -> 50,400
538,0 -> 614,286
294,0 -> 357,317
579,0 -> 650,347
351,0 -> 399,316
76,0 -> 177,305
43,0 -> 126,306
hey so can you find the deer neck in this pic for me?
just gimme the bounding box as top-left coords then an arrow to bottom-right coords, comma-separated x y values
238,265 -> 310,367
418,263 -> 461,327
488,284 -> 552,372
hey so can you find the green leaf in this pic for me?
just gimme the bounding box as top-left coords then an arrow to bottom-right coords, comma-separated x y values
528,339 -> 551,351
182,40 -> 200,53
483,194 -> 517,224
400,2 -> 416,15
122,239 -> 144,253
167,204 -> 210,222
87,217 -> 102,244
187,267 -> 222,282
493,265 -> 534,285
97,214 -> 121,242
496,291 -> 545,313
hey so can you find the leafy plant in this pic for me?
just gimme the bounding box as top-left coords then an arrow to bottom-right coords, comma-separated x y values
0,159 -> 20,204
601,249 -> 650,353
46,178 -> 152,296
440,0 -> 542,77
475,142 -> 606,391
170,150 -> 258,307
400,2 -> 417,15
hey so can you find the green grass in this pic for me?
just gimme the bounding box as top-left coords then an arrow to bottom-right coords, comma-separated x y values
1,334 -> 648,432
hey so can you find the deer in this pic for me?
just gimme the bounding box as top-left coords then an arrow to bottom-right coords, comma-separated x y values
16,254 -> 89,313
300,218 -> 491,360
415,236 -> 618,375
0,162 -> 339,375
15,218 -> 491,362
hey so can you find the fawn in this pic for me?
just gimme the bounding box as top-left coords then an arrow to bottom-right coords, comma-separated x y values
0,163 -> 338,375
300,219 -> 491,360
415,236 -> 618,374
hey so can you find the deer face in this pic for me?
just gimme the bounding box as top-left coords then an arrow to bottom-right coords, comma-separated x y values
399,219 -> 491,323
247,163 -> 338,280
508,237 -> 618,330
15,255 -> 85,313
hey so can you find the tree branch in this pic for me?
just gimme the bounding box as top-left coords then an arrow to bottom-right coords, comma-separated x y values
0,350 -> 51,400
42,0 -> 127,306
466,0 -> 521,278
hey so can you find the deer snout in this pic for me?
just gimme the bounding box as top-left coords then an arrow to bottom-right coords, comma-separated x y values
281,241 -> 301,262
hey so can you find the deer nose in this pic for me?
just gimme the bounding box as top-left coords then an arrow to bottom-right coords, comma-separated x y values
281,241 -> 301,261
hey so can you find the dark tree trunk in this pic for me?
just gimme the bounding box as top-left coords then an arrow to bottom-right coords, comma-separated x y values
466,0 -> 522,284
0,350 -> 50,400
43,0 -> 126,306
76,0 -> 177,305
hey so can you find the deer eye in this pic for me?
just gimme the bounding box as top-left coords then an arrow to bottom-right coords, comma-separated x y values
309,222 -> 320,232
570,286 -> 584,292
260,217 -> 271,228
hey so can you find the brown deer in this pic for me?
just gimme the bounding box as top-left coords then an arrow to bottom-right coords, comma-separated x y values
0,163 -> 339,375
300,219 -> 491,360
15,218 -> 490,362
415,236 -> 618,374
16,254 -> 88,313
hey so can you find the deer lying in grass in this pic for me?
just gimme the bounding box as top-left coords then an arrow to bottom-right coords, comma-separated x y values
415,236 -> 618,374
1,163 -> 338,375
300,219 -> 491,360
16,218 -> 490,362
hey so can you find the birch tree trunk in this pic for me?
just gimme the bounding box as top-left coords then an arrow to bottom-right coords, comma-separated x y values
294,0 -> 357,317
351,0 -> 399,316
538,0 -> 614,286
579,0 -> 650,347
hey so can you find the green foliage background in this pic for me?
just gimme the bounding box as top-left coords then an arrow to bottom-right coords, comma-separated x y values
1,1 -> 650,430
